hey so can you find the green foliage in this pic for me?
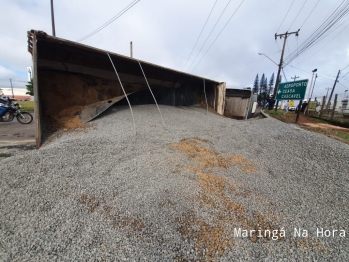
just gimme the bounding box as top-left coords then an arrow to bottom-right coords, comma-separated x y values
253,74 -> 259,94
268,73 -> 274,95
18,101 -> 34,112
26,79 -> 34,96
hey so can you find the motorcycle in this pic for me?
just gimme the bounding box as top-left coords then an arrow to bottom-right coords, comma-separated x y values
0,100 -> 33,124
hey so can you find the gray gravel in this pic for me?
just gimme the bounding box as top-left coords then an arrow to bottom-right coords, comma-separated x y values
1,104 -> 349,261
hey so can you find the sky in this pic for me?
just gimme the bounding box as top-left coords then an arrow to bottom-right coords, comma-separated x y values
1,0 -> 348,102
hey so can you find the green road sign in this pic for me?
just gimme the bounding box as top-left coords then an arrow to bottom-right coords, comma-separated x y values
275,79 -> 308,100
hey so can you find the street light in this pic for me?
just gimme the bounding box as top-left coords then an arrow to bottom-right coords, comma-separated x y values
258,52 -> 279,97
258,53 -> 278,66
309,73 -> 317,100
51,0 -> 56,36
307,68 -> 317,101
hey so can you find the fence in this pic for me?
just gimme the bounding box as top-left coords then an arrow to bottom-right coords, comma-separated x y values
305,94 -> 349,122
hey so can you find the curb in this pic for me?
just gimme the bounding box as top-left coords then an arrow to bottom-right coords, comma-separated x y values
260,110 -> 269,118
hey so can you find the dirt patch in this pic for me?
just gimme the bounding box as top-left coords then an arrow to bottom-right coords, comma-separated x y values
173,138 -> 282,260
176,211 -> 233,260
171,138 -> 256,172
266,110 -> 349,144
295,238 -> 328,252
79,194 -> 101,213
79,194 -> 145,233
302,123 -> 349,133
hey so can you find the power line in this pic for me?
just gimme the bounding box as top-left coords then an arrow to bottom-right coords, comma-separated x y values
287,65 -> 336,81
337,81 -> 347,90
286,40 -> 296,76
288,0 -> 308,30
299,0 -> 320,29
77,0 -> 140,42
182,0 -> 218,71
276,0 -> 295,33
342,64 -> 349,71
292,0 -> 348,61
283,0 -> 349,66
190,0 -> 245,73
186,0 -> 233,72
281,67 -> 288,82
340,70 -> 349,79
299,20 -> 349,63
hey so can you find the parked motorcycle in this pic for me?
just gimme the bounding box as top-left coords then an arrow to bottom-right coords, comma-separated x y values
0,101 -> 33,124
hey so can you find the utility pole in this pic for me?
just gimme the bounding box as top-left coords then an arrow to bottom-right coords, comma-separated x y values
130,41 -> 133,58
51,0 -> 56,36
326,70 -> 340,110
273,29 -> 300,110
291,75 -> 299,81
325,87 -> 331,100
307,68 -> 317,101
10,79 -> 14,98
309,73 -> 317,99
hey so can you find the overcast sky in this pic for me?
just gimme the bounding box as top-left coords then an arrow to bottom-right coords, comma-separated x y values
1,0 -> 348,101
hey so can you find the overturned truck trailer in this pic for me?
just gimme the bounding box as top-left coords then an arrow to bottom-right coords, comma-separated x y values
27,30 -> 226,148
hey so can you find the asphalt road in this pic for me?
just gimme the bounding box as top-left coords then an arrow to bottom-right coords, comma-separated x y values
0,116 -> 35,146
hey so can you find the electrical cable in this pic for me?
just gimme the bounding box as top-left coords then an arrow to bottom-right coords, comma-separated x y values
287,1 -> 348,63
276,0 -> 296,33
337,81 -> 348,90
138,61 -> 166,128
342,64 -> 349,71
287,65 -> 336,81
296,1 -> 348,56
288,0 -> 308,31
182,0 -> 218,71
284,0 -> 349,66
340,70 -> 349,79
287,40 -> 296,76
186,0 -> 233,72
203,79 -> 208,116
281,67 -> 288,82
77,0 -> 140,42
299,0 -> 320,29
299,21 -> 349,63
190,0 -> 245,73
107,53 -> 136,134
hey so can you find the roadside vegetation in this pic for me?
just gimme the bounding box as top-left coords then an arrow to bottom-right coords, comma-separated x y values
264,109 -> 349,145
18,101 -> 34,112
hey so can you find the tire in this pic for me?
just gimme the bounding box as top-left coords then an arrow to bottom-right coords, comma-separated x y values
8,114 -> 15,122
16,112 -> 33,124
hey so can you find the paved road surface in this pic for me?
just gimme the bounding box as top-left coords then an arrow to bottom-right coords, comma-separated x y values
0,116 -> 35,145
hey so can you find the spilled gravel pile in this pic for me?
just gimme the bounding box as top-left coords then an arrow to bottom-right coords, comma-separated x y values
1,104 -> 349,261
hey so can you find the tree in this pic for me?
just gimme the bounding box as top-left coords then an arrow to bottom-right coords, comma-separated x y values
26,79 -> 34,96
262,77 -> 268,103
259,73 -> 265,93
259,75 -> 268,104
258,74 -> 266,103
268,73 -> 275,95
253,74 -> 259,94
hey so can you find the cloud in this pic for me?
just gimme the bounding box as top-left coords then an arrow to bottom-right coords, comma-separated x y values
0,0 -> 348,99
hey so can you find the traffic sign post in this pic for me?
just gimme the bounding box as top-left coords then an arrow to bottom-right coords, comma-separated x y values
275,79 -> 308,123
275,79 -> 308,100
